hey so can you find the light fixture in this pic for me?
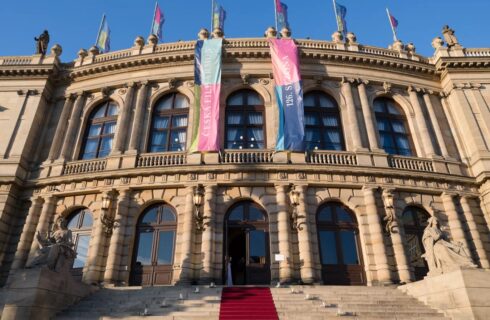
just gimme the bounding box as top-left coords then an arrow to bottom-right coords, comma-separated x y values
194,185 -> 208,232
289,186 -> 305,231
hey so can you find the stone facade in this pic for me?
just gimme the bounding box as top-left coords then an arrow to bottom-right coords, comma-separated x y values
1,29 -> 490,290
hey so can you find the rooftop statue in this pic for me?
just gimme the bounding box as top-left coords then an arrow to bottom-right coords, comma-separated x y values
198,28 -> 210,40
26,217 -> 76,272
212,27 -> 224,39
280,27 -> 291,39
442,25 -> 461,48
422,216 -> 476,276
34,30 -> 50,55
264,27 -> 277,39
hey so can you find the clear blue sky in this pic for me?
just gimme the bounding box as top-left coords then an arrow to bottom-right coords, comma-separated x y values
1,0 -> 489,61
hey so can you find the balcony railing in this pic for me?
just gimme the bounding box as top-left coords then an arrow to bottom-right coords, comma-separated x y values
221,150 -> 274,164
388,155 -> 434,172
307,151 -> 358,166
62,158 -> 107,175
136,152 -> 187,167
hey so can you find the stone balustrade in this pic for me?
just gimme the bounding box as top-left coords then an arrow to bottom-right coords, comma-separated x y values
62,158 -> 107,175
136,152 -> 187,167
221,150 -> 274,164
388,155 -> 434,172
0,56 -> 33,65
307,151 -> 358,166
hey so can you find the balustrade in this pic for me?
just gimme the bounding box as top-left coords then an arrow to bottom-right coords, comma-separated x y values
136,152 -> 187,167
62,159 -> 107,175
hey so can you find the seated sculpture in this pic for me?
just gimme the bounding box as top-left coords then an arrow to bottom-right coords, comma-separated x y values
422,216 -> 476,275
26,217 -> 76,272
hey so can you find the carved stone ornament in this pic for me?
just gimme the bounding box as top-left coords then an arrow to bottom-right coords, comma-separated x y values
382,189 -> 398,234
280,27 -> 292,39
431,37 -> 444,49
422,216 -> 477,276
101,87 -> 111,98
147,34 -> 158,45
241,73 -> 250,85
259,78 -> 270,86
168,78 -> 177,89
346,32 -> 357,44
198,28 -> 210,40
134,36 -> 145,48
405,42 -> 416,54
331,31 -> 343,43
77,48 -> 88,60
88,45 -> 100,56
50,44 -> 62,57
392,40 -> 404,52
383,82 -> 392,93
212,27 -> 224,39
264,27 -> 277,39
442,25 -> 461,48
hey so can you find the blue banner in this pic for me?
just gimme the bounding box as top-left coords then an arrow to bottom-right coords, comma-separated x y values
275,81 -> 304,151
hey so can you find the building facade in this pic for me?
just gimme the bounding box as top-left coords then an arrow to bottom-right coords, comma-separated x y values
0,28 -> 490,288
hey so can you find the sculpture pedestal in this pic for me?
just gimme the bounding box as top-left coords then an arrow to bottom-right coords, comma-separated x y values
2,267 -> 96,320
399,268 -> 490,320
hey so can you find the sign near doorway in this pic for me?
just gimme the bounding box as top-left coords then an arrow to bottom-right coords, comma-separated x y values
274,254 -> 285,262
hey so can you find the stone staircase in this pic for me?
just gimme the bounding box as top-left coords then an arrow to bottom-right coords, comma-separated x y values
55,286 -> 222,320
272,285 -> 449,320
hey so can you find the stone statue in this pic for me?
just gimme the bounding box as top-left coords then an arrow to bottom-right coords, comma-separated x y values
212,27 -> 224,39
331,31 -> 343,43
198,28 -> 210,40
26,217 -> 76,271
264,27 -> 277,39
422,216 -> 476,275
34,30 -> 50,55
280,27 -> 291,39
442,25 -> 461,48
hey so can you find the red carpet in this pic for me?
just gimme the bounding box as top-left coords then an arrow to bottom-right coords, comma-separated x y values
219,287 -> 279,320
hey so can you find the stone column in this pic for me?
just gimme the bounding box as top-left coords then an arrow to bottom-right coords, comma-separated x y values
357,81 -> 380,150
295,185 -> 315,284
341,79 -> 363,150
422,91 -> 449,157
382,189 -> 412,283
441,192 -> 471,251
112,83 -> 136,154
11,197 -> 44,269
201,185 -> 216,283
362,187 -> 392,284
275,185 -> 293,283
47,94 -> 76,161
179,186 -> 196,283
460,196 -> 490,268
58,92 -> 87,161
408,86 -> 435,157
128,82 -> 149,152
104,189 -> 131,283
26,196 -> 57,264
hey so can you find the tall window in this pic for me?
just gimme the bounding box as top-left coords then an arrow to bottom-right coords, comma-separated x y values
67,209 -> 93,270
304,91 -> 345,151
401,206 -> 430,280
374,98 -> 414,156
225,90 -> 265,149
148,93 -> 189,152
79,101 -> 118,160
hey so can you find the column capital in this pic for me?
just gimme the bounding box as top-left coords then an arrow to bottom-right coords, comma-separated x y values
116,188 -> 132,201
341,77 -> 356,85
407,85 -> 421,93
63,92 -> 77,101
441,191 -> 459,199
275,184 -> 289,192
124,81 -> 138,89
362,185 -> 379,193
355,78 -> 370,86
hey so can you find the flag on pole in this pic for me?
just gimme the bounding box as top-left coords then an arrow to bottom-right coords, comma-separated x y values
269,38 -> 305,151
96,14 -> 110,53
212,1 -> 226,32
333,1 -> 348,37
151,2 -> 165,41
189,39 -> 223,152
386,8 -> 399,41
275,0 -> 290,32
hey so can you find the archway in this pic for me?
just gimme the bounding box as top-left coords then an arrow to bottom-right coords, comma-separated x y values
130,203 -> 177,286
316,202 -> 366,285
223,201 -> 271,285
401,206 -> 430,280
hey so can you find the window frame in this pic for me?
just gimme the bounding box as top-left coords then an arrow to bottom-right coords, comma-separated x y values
66,209 -> 93,270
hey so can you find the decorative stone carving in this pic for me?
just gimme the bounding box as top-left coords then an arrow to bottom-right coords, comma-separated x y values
212,27 -> 224,39
280,27 -> 291,39
392,40 -> 404,52
147,34 -> 158,45
134,36 -> 145,48
198,28 -> 210,40
331,31 -> 343,43
442,25 -> 461,48
405,42 -> 416,54
264,27 -> 277,39
346,32 -> 357,44
383,82 -> 392,93
34,30 -> 49,55
168,78 -> 177,89
422,216 -> 477,276
241,73 -> 250,84
77,49 -> 88,60
26,217 -> 76,271
382,189 -> 398,234
101,87 -> 111,98
50,44 -> 62,57
431,37 -> 444,49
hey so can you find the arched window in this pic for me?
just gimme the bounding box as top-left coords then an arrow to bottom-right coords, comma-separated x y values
79,101 -> 118,160
316,202 -> 365,285
131,203 -> 177,286
304,91 -> 345,150
148,93 -> 189,152
374,98 -> 414,156
67,209 -> 93,273
401,206 -> 430,280
225,90 -> 265,149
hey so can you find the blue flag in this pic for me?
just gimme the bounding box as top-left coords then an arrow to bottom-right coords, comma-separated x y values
275,0 -> 290,31
96,15 -> 110,53
334,1 -> 348,37
212,1 -> 226,32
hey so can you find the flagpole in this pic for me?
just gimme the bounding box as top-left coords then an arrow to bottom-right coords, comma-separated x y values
95,13 -> 105,47
150,2 -> 158,36
386,8 -> 398,42
332,0 -> 340,32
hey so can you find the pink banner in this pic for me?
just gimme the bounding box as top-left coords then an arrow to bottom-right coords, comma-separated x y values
269,39 -> 301,86
198,84 -> 221,151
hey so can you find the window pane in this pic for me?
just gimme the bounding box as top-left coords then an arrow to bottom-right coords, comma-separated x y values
319,95 -> 336,109
318,206 -> 333,222
387,103 -> 401,115
81,212 -> 93,227
340,231 -> 359,264
88,124 -> 102,137
83,138 -> 98,153
304,94 -> 315,107
229,206 -> 243,221
154,116 -> 169,129
249,230 -> 266,264
73,235 -> 90,268
337,207 -> 353,223
157,231 -> 175,265
174,94 -> 189,109
248,129 -> 264,148
135,232 -> 153,266
227,93 -> 243,106
169,130 -> 187,151
172,115 -> 188,127
374,100 -> 385,113
304,113 -> 320,126
392,121 -> 406,133
67,213 -> 81,229
103,122 -> 116,134
396,136 -> 410,150
402,211 -> 415,226
81,152 -> 96,160
248,206 -> 265,221
227,113 -> 243,125
380,133 -> 394,148
248,112 -> 263,125
406,234 -> 425,268
107,102 -> 119,116
98,137 -> 113,156
151,131 -> 168,149
142,207 -> 158,224
161,206 -> 176,222
92,106 -> 106,119
322,116 -> 338,127
156,96 -> 173,111
377,119 -> 389,131
246,92 -> 262,105
319,231 -> 338,264
324,130 -> 340,144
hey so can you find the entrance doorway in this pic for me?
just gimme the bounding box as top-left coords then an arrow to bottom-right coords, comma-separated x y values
130,203 -> 177,286
401,206 -> 430,280
224,201 -> 271,285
